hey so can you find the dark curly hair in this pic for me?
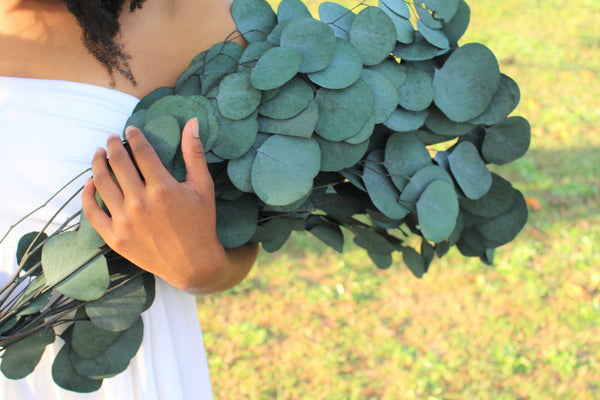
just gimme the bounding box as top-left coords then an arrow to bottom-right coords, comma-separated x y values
62,0 -> 147,85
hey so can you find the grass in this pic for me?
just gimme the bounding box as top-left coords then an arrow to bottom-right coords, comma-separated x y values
197,1 -> 600,398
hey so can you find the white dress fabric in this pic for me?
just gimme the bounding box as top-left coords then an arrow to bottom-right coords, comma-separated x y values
0,77 -> 213,399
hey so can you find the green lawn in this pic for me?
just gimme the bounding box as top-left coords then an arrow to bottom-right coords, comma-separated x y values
198,1 -> 600,398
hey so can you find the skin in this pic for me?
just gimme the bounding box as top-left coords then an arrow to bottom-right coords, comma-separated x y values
0,0 -> 258,295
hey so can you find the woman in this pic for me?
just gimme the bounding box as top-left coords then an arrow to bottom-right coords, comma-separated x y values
0,0 -> 257,397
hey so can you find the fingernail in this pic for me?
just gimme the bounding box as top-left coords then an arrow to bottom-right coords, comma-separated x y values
190,118 -> 199,138
125,125 -> 139,139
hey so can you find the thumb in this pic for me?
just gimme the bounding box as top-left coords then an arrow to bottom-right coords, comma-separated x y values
181,118 -> 212,188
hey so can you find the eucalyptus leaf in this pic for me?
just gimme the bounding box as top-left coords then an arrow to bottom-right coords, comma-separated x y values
379,0 -> 411,19
345,112 -> 376,144
425,106 -> 475,137
482,116 -> 531,165
433,43 -> 501,122
1,327 -> 55,379
368,251 -> 393,269
70,318 -> 143,379
216,194 -> 259,248
42,232 -> 109,301
212,110 -> 259,160
384,132 -> 432,190
368,60 -> 407,89
308,220 -> 344,253
421,0 -> 460,22
238,41 -> 275,72
460,173 -> 515,217
143,115 -> 182,167
360,69 -> 399,123
71,321 -> 121,359
397,65 -> 434,112
277,0 -> 311,22
318,2 -> 355,40
16,231 -> 47,274
403,247 -> 426,278
379,2 -> 415,44
250,46 -> 302,90
231,0 -> 277,43
258,76 -> 314,119
362,150 -> 409,220
251,135 -> 321,206
76,215 -> 105,249
398,164 -> 454,211
416,180 -> 459,243
86,274 -> 148,332
316,135 -> 369,172
256,218 -> 295,253
217,72 -> 262,120
417,20 -> 449,49
227,134 -> 270,192
315,79 -> 374,141
447,141 -> 492,199
393,32 -> 445,61
52,345 -> 103,393
308,38 -> 363,90
414,1 -> 443,29
353,226 -> 396,254
476,189 -> 528,247
441,0 -> 470,46
203,41 -> 244,76
258,99 -> 318,138
470,74 -> 521,126
350,6 -> 397,66
132,87 -> 173,113
280,16 -> 337,73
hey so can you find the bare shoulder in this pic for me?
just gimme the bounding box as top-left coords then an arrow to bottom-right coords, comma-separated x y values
119,0 -> 241,97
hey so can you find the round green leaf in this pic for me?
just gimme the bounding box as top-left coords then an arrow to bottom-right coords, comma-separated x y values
415,2 -> 443,29
42,232 -> 109,301
85,274 -> 148,332
460,173 -> 515,218
368,60 -> 407,89
384,106 -> 427,133
258,76 -> 314,119
482,116 -> 531,165
398,164 -> 453,210
308,221 -> 344,253
231,0 -> 277,43
76,215 -> 105,249
442,0 -> 470,46
362,150 -> 409,219
238,41 -> 275,72
345,112 -> 376,144
70,318 -> 143,379
145,95 -> 204,130
360,69 -> 399,123
52,345 -> 103,393
133,87 -> 173,113
266,20 -> 290,46
277,0 -> 311,22
393,32 -> 446,61
417,20 -> 449,49
254,218 -> 294,252
421,0 -> 459,22
315,79 -> 374,141
447,141 -> 492,199
379,2 -> 415,44
216,194 -> 259,248
258,99 -> 318,138
308,38 -> 363,89
476,189 -> 528,247
384,132 -> 432,190
251,135 -> 321,205
72,321 -> 121,359
1,328 -> 55,379
416,180 -> 459,242
143,115 -> 181,167
227,134 -> 270,192
403,247 -> 426,278
212,111 -> 259,159
250,46 -> 302,90
368,251 -> 393,269
470,74 -> 521,125
397,65 -> 434,112
425,106 -> 475,137
217,72 -> 262,120
316,135 -> 369,172
280,16 -> 337,73
318,2 -> 355,40
17,231 -> 47,274
433,43 -> 501,122
353,226 -> 396,254
379,0 -> 411,18
349,6 -> 397,66
203,41 -> 244,76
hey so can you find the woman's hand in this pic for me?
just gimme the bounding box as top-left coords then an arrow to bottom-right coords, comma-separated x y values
82,118 -> 258,295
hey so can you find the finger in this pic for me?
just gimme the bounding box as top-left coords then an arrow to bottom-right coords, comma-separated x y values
81,178 -> 114,241
181,118 -> 213,190
106,134 -> 145,193
125,126 -> 172,183
91,147 -> 124,212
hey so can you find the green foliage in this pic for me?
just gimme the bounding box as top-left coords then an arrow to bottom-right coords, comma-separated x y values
1,0 -> 532,392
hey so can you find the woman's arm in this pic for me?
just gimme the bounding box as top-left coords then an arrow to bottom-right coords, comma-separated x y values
82,118 -> 258,295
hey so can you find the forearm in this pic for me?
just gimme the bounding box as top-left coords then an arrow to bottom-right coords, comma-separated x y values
183,242 -> 259,296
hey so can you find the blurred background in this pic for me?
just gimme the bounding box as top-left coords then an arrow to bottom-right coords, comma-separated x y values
197,0 -> 600,398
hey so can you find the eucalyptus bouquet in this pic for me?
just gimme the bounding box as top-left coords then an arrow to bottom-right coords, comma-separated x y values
0,0 -> 530,392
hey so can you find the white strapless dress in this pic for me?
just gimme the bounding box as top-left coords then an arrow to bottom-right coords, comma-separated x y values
0,77 -> 213,399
